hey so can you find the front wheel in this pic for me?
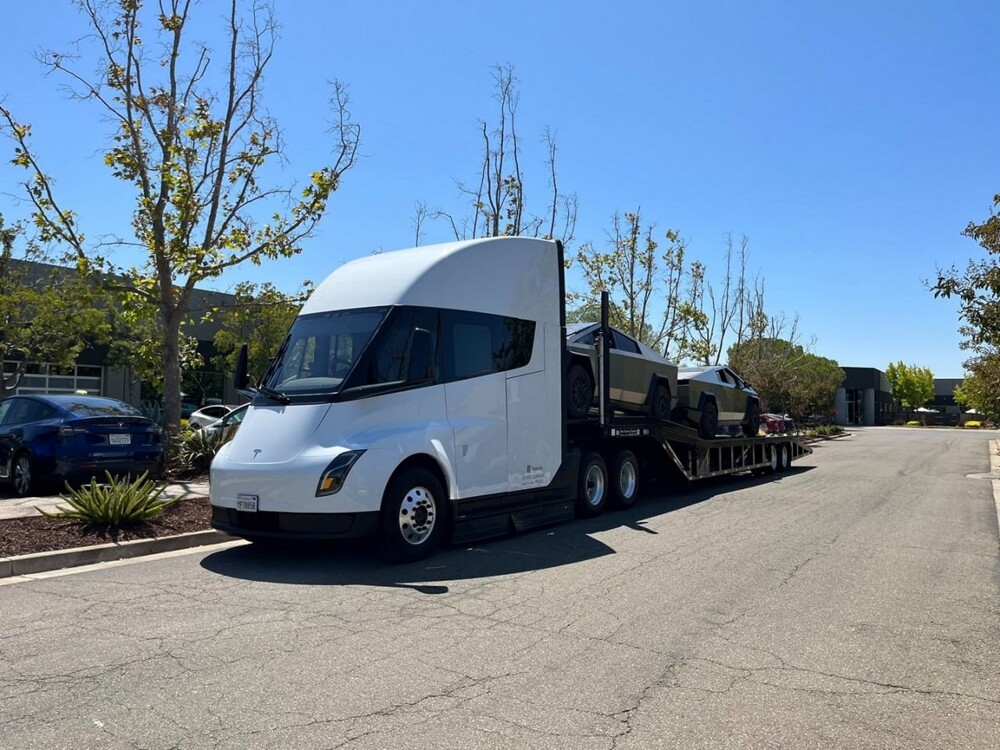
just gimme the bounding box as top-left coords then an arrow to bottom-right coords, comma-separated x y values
12,452 -> 35,498
576,452 -> 608,516
609,449 -> 639,509
380,468 -> 446,562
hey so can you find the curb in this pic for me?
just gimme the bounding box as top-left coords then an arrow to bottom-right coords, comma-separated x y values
0,529 -> 234,579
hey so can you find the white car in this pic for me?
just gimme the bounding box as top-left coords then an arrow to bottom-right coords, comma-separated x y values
187,404 -> 236,430
202,403 -> 249,440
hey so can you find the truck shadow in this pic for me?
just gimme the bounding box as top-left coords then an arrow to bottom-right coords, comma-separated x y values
200,466 -> 814,592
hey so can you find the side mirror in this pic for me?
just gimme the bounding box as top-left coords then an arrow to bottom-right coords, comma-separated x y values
408,329 -> 434,383
234,343 -> 249,391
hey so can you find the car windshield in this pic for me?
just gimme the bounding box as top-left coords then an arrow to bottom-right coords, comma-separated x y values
262,307 -> 388,396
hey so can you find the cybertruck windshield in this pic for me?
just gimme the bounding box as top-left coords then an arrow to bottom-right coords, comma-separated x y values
261,307 -> 388,397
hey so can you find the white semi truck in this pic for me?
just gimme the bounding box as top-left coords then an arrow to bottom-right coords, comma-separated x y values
210,236 -> 810,560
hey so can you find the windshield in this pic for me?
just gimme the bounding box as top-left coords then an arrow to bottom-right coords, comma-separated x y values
262,307 -> 388,396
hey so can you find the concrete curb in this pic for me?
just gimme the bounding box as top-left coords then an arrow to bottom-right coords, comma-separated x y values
0,529 -> 233,579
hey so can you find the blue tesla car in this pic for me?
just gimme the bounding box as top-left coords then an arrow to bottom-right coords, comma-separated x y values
0,394 -> 164,497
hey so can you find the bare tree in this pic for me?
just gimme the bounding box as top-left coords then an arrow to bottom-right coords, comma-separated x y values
0,0 -> 359,429
430,64 -> 576,245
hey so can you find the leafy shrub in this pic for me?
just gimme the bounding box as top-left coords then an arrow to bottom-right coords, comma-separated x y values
965,420 -> 982,429
812,424 -> 844,437
38,472 -> 175,526
170,427 -> 225,477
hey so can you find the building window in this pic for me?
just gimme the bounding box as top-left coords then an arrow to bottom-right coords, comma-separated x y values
2,361 -> 103,396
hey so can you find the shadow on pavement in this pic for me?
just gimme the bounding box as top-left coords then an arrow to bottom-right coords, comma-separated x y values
200,466 -> 814,592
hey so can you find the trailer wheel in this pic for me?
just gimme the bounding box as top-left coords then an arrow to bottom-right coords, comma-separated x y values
380,468 -> 445,562
577,452 -> 608,516
775,444 -> 788,472
783,443 -> 793,471
767,444 -> 780,474
698,400 -> 719,440
609,449 -> 639,509
651,383 -> 671,421
567,363 -> 594,419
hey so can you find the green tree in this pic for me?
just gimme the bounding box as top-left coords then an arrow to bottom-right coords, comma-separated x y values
0,0 -> 359,430
728,337 -> 844,417
953,368 -> 1000,421
212,281 -> 308,382
0,214 -> 109,398
573,209 -> 704,359
885,361 -> 934,412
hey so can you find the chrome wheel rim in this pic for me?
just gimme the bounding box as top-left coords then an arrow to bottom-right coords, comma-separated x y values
584,464 -> 605,507
619,461 -> 637,499
13,456 -> 31,496
398,485 -> 437,546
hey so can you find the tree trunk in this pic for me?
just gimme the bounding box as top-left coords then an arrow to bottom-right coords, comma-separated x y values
162,311 -> 182,432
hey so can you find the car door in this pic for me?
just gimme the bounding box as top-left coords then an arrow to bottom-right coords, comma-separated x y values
0,398 -> 16,479
717,368 -> 743,422
607,330 -> 651,408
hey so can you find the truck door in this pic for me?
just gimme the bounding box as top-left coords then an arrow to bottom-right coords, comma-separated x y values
442,311 -> 509,498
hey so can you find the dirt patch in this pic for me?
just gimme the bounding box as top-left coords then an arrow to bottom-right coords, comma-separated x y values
0,498 -> 213,558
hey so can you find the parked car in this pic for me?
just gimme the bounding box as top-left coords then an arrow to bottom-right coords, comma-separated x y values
565,323 -> 678,420
676,365 -> 760,439
202,403 -> 249,441
188,404 -> 236,430
0,394 -> 164,497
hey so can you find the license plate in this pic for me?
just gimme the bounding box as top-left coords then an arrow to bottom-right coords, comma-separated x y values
236,494 -> 259,513
109,434 -> 131,445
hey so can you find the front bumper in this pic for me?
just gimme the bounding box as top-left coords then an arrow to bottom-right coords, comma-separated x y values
210,506 -> 379,540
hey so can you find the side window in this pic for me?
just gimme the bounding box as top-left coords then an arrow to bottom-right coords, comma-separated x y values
0,400 -> 13,425
364,307 -> 439,386
611,332 -> 640,354
443,310 -> 535,381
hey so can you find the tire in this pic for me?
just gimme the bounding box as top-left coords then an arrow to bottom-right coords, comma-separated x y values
775,444 -> 789,472
380,467 -> 446,562
609,449 -> 639,509
698,399 -> 719,440
576,452 -> 608,516
651,383 -> 671,421
567,363 -> 594,420
767,444 -> 780,474
11,452 -> 35,498
743,400 -> 760,437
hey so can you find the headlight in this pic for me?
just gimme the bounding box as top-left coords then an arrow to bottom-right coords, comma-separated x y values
316,450 -> 365,496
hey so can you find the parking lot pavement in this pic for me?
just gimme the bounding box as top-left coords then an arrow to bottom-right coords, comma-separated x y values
0,479 -> 210,520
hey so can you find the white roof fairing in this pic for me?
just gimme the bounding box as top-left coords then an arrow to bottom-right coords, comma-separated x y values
300,237 -> 562,324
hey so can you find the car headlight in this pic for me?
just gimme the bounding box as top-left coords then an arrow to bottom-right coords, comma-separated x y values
316,450 -> 365,497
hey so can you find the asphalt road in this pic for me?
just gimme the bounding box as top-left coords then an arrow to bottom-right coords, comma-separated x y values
2,428 -> 998,749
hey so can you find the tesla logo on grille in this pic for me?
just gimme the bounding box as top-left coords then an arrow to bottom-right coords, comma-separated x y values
252,449 -> 262,460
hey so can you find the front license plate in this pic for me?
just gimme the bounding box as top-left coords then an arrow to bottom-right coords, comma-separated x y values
109,434 -> 131,445
236,494 -> 259,513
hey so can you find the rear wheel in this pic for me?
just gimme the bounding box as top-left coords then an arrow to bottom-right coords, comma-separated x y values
609,449 -> 639,509
651,383 -> 671,421
743,400 -> 760,437
698,400 -> 719,440
576,452 -> 608,516
12,452 -> 35,498
567,363 -> 594,420
775,444 -> 789,472
380,468 -> 446,562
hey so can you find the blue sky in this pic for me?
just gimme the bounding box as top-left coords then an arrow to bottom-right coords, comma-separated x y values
1,0 -> 997,377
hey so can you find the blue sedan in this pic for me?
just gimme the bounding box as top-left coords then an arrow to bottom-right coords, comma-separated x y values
0,394 -> 164,497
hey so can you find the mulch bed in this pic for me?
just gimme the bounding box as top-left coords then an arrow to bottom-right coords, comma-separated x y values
0,498 -> 213,559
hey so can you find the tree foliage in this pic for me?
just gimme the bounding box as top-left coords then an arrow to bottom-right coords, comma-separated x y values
953,368 -> 1000,421
728,337 -> 844,417
0,0 -> 359,429
212,280 -> 307,382
0,214 -> 109,397
572,210 -> 703,359
885,361 -> 934,410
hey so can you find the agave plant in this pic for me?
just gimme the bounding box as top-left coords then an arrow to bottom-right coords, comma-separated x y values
38,471 -> 176,526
